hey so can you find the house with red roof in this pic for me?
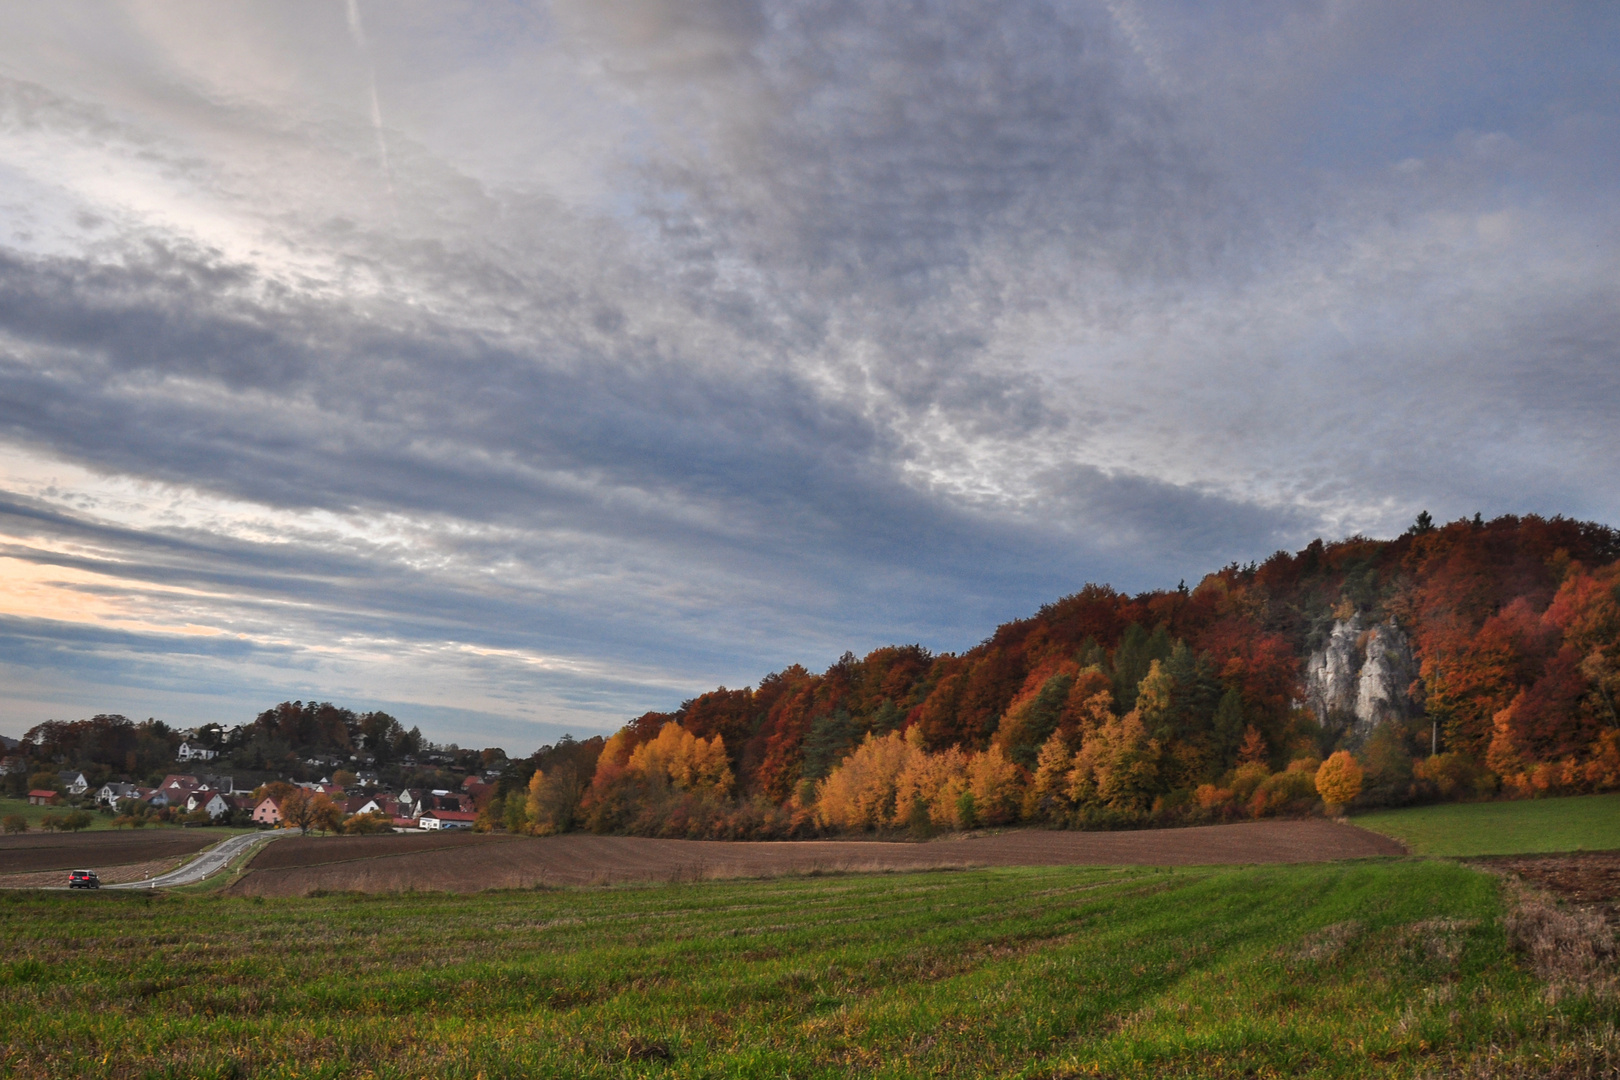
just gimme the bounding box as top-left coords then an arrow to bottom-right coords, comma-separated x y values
418,809 -> 477,830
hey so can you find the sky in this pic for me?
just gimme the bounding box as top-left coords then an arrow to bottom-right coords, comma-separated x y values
0,1 -> 1616,752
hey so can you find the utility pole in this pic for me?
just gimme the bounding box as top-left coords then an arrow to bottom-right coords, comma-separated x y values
1431,718 -> 1438,757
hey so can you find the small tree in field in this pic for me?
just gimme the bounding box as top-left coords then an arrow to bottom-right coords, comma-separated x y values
310,794 -> 344,835
1315,751 -> 1364,814
1,814 -> 25,834
281,789 -> 316,834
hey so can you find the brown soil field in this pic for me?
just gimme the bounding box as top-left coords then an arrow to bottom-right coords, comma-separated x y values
0,830 -> 221,875
1474,851 -> 1620,925
0,856 -> 189,889
227,819 -> 1405,896
249,832 -> 517,871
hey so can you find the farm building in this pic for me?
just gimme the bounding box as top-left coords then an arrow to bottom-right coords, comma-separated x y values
418,809 -> 477,830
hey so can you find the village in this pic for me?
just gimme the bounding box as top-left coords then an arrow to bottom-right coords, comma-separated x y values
9,736 -> 496,835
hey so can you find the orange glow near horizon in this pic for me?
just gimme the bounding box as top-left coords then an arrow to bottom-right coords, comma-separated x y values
0,554 -> 226,638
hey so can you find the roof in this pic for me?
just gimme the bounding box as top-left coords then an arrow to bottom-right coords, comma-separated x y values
28,789 -> 57,798
420,809 -> 478,822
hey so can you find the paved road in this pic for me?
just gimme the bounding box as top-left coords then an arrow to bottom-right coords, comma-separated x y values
109,830 -> 283,889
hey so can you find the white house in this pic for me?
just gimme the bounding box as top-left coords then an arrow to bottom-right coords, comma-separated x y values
417,809 -> 477,830
198,792 -> 232,819
57,771 -> 90,796
176,741 -> 219,763
97,782 -> 140,808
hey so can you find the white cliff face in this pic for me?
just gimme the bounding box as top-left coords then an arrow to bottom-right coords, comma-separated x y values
1355,621 -> 1417,730
1305,615 -> 1363,726
1306,615 -> 1416,738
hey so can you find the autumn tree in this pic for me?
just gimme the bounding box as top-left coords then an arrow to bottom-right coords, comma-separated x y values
1315,751 -> 1364,812
280,788 -> 315,834
310,793 -> 344,835
815,730 -> 922,830
1023,731 -> 1073,822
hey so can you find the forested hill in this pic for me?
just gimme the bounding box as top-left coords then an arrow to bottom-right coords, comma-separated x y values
574,513 -> 1620,835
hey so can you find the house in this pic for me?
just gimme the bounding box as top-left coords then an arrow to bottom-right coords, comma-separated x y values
344,795 -> 383,816
415,791 -> 472,817
157,774 -> 203,801
418,809 -> 477,830
184,787 -> 221,813
57,771 -> 90,796
97,782 -> 140,808
176,741 -> 219,762
197,792 -> 235,819
27,789 -> 59,806
251,796 -> 284,826
0,755 -> 26,775
141,788 -> 170,809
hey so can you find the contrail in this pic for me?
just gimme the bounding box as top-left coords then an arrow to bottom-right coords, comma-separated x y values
345,0 -> 395,203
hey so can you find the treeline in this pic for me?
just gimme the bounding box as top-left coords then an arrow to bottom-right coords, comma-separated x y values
12,704 -> 495,794
565,513 -> 1620,838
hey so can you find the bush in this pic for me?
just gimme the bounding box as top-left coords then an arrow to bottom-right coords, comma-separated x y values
1229,762 -> 1270,804
344,811 -> 393,834
1,814 -> 25,834
1315,750 -> 1364,812
1250,768 -> 1318,818
1412,752 -> 1484,800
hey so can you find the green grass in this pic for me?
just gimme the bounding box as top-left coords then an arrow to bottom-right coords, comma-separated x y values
0,796 -> 121,831
0,861 -> 1613,1078
1354,792 -> 1620,856
0,797 -> 256,837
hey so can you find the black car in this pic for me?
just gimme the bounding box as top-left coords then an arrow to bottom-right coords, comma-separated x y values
67,869 -> 100,889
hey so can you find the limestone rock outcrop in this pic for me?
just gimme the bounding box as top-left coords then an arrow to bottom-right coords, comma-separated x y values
1304,615 -> 1417,739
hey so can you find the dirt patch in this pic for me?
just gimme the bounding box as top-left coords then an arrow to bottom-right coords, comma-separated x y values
0,856 -> 189,889
1473,851 -> 1620,928
226,819 -> 1405,896
0,830 -> 221,875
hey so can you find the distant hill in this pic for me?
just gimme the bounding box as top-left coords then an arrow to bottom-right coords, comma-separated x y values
572,513 -> 1620,836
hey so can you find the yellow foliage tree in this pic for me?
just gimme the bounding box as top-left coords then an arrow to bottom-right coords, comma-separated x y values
895,741 -> 970,828
1134,660 -> 1175,729
627,722 -> 734,794
1067,710 -> 1160,815
1022,730 -> 1073,821
309,793 -> 344,836
1314,750 -> 1364,810
524,768 -> 548,834
966,744 -> 1024,826
814,729 -> 922,830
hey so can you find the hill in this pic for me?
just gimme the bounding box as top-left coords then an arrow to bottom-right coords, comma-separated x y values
555,513 -> 1620,838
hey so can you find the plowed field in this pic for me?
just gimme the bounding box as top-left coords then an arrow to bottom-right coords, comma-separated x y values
0,830 -> 222,875
228,818 -> 1405,896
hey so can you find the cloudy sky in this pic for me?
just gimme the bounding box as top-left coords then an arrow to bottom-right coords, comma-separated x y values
0,1 -> 1615,750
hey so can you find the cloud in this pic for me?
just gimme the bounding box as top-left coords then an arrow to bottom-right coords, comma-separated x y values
0,1 -> 1615,746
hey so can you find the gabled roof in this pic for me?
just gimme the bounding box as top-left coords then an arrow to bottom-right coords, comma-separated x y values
28,789 -> 58,799
420,809 -> 478,822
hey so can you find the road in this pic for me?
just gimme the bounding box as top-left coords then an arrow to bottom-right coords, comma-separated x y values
108,830 -> 284,889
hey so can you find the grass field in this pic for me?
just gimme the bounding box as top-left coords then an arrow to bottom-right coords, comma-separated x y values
2,861 -> 1615,1078
1355,793 -> 1620,857
0,796 -> 122,831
